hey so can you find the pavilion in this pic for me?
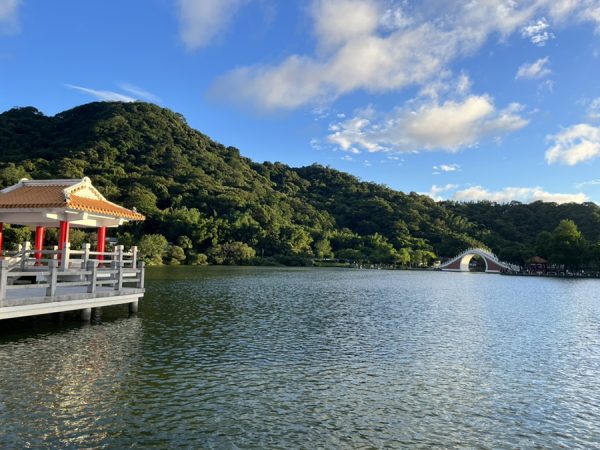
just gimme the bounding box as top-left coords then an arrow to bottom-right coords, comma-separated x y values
0,177 -> 146,321
0,177 -> 144,267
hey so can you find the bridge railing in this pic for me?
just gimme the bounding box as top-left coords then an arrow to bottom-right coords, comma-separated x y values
438,247 -> 515,271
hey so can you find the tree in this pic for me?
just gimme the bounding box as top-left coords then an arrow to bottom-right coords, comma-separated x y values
365,233 -> 397,264
177,235 -> 193,250
125,185 -> 159,216
207,241 -> 256,265
410,249 -> 436,267
192,253 -> 208,265
396,247 -> 411,267
3,225 -> 32,250
168,245 -> 186,265
139,234 -> 168,265
548,219 -> 586,270
336,248 -> 364,262
69,229 -> 87,249
313,238 -> 333,259
535,231 -> 553,259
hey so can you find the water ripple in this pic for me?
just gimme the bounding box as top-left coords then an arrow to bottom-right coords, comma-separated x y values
2,267 -> 600,448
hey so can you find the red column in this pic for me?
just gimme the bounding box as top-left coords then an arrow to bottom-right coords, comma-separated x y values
58,221 -> 70,252
34,226 -> 45,262
0,223 -> 3,257
97,226 -> 107,261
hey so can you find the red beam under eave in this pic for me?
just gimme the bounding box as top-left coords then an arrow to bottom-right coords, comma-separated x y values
0,222 -> 3,256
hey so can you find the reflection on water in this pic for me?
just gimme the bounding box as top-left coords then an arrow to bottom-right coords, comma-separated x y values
2,267 -> 600,448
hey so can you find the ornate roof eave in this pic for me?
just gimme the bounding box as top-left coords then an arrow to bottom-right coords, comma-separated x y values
0,208 -> 129,228
0,177 -> 145,226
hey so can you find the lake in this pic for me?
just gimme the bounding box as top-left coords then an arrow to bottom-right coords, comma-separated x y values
1,267 -> 600,448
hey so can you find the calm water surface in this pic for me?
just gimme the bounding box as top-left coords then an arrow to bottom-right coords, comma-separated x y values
2,267 -> 600,448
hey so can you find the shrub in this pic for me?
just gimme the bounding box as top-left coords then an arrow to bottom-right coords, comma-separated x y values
139,234 -> 168,265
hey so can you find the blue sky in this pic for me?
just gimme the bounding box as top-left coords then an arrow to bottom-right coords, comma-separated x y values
2,0 -> 600,203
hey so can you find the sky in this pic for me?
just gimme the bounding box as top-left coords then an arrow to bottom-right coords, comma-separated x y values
1,0 -> 600,204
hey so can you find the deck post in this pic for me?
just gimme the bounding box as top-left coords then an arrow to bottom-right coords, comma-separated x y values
111,260 -> 119,291
117,260 -> 124,291
116,245 -> 124,266
46,259 -> 58,297
92,307 -> 102,319
0,259 -> 8,306
81,308 -> 92,321
131,246 -> 138,268
87,260 -> 98,293
20,241 -> 31,270
61,242 -> 71,271
137,261 -> 145,289
82,243 -> 91,266
129,300 -> 139,314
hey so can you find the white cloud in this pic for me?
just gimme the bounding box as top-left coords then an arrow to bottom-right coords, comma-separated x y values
587,97 -> 600,121
419,72 -> 472,101
327,95 -> 528,153
380,5 -> 412,30
213,0 -> 535,109
452,186 -> 588,204
211,0 -> 600,110
66,83 -> 161,103
118,83 -> 161,103
422,184 -> 459,201
576,179 -> 600,189
312,0 -> 380,50
516,57 -> 551,79
66,84 -> 136,102
546,123 -> 600,165
553,0 -> 600,34
538,79 -> 555,94
433,163 -> 461,173
521,17 -> 555,46
0,0 -> 20,34
177,0 -> 246,50
422,182 -> 588,204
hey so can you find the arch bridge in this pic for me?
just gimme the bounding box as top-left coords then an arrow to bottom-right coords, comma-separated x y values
438,248 -> 518,273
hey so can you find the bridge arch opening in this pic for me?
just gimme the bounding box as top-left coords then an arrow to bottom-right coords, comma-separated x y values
460,253 -> 487,272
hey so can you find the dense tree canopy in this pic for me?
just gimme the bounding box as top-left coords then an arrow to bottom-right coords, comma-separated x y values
1,101 -> 599,268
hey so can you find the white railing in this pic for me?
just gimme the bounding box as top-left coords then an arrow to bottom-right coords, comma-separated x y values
0,258 -> 145,307
5,242 -> 138,272
439,247 -> 518,271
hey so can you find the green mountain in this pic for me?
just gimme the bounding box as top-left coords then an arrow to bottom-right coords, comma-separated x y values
1,102 -> 599,266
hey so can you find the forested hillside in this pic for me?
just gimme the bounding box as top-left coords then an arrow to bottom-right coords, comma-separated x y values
1,102 -> 599,267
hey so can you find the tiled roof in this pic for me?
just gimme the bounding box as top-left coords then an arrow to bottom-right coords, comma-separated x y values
0,185 -> 71,208
68,195 -> 145,220
0,179 -> 145,221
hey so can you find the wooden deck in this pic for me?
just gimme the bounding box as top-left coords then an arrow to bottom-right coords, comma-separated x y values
0,243 -> 145,320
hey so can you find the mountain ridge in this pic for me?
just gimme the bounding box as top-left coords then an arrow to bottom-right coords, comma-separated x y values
1,101 -> 598,266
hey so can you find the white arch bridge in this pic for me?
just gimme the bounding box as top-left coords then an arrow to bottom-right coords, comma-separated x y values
438,248 -> 519,273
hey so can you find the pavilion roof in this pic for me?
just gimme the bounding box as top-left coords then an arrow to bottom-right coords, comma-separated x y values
0,178 -> 145,221
528,256 -> 548,264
